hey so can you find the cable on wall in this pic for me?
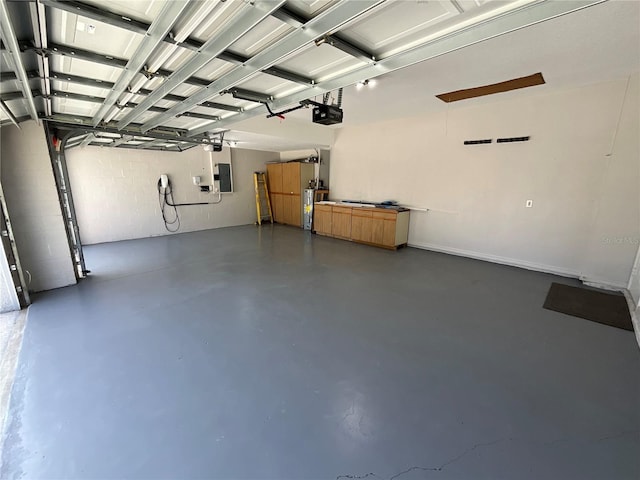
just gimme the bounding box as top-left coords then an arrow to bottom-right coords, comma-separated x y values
157,178 -> 180,232
157,175 -> 224,232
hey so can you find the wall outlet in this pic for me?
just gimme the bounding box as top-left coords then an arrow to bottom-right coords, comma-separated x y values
525,200 -> 533,208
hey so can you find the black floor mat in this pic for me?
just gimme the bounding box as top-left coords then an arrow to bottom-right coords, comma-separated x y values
543,282 -> 633,331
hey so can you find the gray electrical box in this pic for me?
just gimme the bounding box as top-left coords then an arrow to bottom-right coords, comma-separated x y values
217,163 -> 233,193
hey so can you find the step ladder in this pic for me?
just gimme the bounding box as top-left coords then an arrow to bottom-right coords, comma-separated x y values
253,172 -> 273,225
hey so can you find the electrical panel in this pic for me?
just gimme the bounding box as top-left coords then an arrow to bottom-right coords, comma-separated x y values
217,163 -> 233,193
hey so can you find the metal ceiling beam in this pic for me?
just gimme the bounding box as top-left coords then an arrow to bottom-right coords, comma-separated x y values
187,0 -> 606,136
92,0 -> 190,126
110,135 -> 133,148
24,43 -> 212,88
79,133 -> 96,148
42,90 -> 221,122
41,0 -> 313,86
270,6 -> 307,28
29,0 -> 52,116
275,7 -> 376,63
319,34 -> 376,63
0,0 -> 40,121
0,99 -> 20,128
139,0 -> 384,133
117,0 -> 286,130
47,71 -> 243,112
43,114 -> 216,145
0,114 -> 30,127
133,138 -> 172,150
41,0 -> 150,36
0,91 -> 25,101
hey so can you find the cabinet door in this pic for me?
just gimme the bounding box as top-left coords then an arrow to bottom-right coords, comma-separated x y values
372,210 -> 398,246
331,206 -> 352,239
271,193 -> 284,223
267,163 -> 283,194
314,205 -> 332,235
371,216 -> 385,245
283,194 -> 301,226
351,210 -> 373,243
282,162 -> 301,194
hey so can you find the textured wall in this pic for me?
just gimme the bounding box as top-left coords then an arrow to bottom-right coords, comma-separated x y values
65,145 -> 278,245
0,121 -> 76,292
330,76 -> 640,289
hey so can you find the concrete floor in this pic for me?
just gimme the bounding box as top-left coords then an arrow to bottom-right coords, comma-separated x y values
1,225 -> 638,479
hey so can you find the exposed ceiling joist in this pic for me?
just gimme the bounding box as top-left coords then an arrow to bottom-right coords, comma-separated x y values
117,0 -> 287,130
187,0 -> 606,137
45,114 -> 215,145
91,0 -> 190,126
0,99 -> 20,128
41,0 -> 314,86
138,0 -> 385,133
0,0 -> 39,122
28,0 -> 52,116
79,132 -> 96,148
23,43 -> 212,88
47,71 -> 243,113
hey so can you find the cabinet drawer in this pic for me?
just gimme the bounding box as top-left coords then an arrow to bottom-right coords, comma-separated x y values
332,206 -> 352,214
372,210 -> 397,220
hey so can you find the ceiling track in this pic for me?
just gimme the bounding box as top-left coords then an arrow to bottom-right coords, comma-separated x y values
40,0 -> 314,85
187,0 -> 607,137
0,0 -> 39,121
0,99 -> 20,128
91,0 -> 191,126
44,114 -> 216,145
1,70 -> 245,113
116,0 -> 288,129
137,0 -> 385,133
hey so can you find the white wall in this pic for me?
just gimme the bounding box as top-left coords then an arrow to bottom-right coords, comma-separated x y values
0,240 -> 19,312
0,121 -> 76,292
330,75 -> 640,288
65,145 -> 278,244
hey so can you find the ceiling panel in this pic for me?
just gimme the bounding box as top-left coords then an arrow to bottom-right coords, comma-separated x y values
285,0 -> 340,19
227,17 -> 294,57
80,0 -> 167,23
192,59 -> 236,82
277,43 -> 364,82
50,56 -> 122,85
53,97 -> 100,116
0,80 -> 22,93
192,1 -> 248,42
48,9 -> 144,59
338,0 -> 460,56
50,79 -> 110,98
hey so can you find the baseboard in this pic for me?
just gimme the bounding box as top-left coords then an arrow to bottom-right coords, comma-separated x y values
409,241 -> 639,349
408,241 -> 582,279
580,278 -> 628,292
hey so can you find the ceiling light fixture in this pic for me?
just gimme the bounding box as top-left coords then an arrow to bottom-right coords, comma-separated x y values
356,79 -> 375,89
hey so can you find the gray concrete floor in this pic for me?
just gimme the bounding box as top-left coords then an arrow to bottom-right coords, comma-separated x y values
1,225 -> 638,479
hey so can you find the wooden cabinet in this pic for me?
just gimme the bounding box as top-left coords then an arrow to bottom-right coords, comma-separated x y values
266,162 -> 314,227
282,162 -> 300,194
331,206 -> 352,239
266,163 -> 283,194
271,193 -> 284,223
351,209 -> 372,243
283,195 -> 300,226
372,210 -> 397,247
313,203 -> 410,249
314,204 -> 332,236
